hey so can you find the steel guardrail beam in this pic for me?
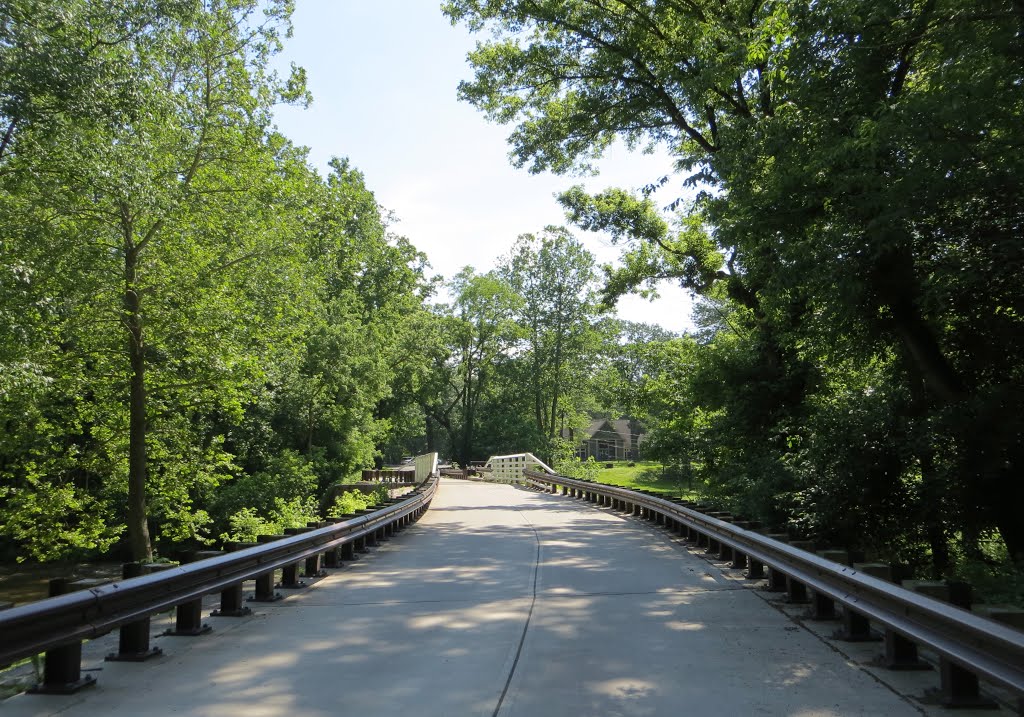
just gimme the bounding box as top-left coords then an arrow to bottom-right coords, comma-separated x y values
0,475 -> 438,669
522,469 -> 1024,700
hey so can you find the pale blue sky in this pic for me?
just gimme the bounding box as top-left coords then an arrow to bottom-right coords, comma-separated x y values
272,0 -> 695,332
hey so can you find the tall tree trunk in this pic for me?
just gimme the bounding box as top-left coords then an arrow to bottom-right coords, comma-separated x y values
124,246 -> 153,562
872,247 -> 965,403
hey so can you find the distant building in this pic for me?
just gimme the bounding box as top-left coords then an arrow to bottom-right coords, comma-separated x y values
567,418 -> 646,461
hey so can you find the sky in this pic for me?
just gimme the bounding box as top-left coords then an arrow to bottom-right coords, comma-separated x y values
271,1 -> 696,333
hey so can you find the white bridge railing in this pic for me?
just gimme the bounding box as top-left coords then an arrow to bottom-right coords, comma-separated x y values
483,452 -> 555,482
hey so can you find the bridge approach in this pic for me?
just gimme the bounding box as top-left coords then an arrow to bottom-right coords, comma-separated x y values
0,478 -> 1012,716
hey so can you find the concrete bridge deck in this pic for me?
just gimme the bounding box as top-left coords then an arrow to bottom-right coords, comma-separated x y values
1,479 -> 973,716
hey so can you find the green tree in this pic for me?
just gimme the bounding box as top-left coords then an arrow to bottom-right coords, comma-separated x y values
499,228 -> 603,453
1,0 -> 312,561
429,267 -> 520,466
446,0 -> 1024,562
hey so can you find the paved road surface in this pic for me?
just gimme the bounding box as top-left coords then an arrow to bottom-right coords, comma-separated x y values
2,479 -> 952,716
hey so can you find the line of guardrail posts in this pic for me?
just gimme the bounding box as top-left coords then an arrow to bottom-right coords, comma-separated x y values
27,578 -> 98,694
105,563 -> 163,662
251,535 -> 285,602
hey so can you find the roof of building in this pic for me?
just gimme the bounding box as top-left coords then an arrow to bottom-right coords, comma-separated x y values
580,418 -> 644,445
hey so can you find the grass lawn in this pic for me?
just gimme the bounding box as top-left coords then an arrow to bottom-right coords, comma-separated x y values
589,460 -> 700,500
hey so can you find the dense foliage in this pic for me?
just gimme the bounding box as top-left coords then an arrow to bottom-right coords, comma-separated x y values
0,1 -> 434,562
446,0 -> 1024,575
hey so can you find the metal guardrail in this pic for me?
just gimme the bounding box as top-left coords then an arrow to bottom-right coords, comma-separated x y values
0,475 -> 438,691
522,469 -> 1024,708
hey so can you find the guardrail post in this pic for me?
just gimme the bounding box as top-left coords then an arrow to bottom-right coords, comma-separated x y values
279,561 -> 305,588
106,563 -> 163,662
875,579 -> 934,670
835,607 -> 876,642
832,563 -> 891,642
785,577 -> 809,603
283,527 -> 322,581
250,535 -> 285,602
811,591 -> 837,620
939,658 -> 995,709
746,559 -> 765,579
164,596 -> 212,637
767,568 -> 788,592
807,551 -> 847,620
27,579 -> 98,694
934,580 -> 997,707
303,551 -> 326,578
323,538 -> 342,568
212,543 -> 255,617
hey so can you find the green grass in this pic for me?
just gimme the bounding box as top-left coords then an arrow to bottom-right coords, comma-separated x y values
588,461 -> 700,500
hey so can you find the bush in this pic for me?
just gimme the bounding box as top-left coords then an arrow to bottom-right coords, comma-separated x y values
210,450 -> 318,536
220,496 -> 320,543
331,490 -> 372,515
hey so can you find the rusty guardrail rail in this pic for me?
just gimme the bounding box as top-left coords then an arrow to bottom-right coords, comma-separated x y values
0,474 -> 438,693
522,469 -> 1024,709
